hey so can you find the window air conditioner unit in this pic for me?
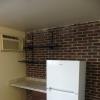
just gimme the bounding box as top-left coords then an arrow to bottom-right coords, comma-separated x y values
0,34 -> 23,51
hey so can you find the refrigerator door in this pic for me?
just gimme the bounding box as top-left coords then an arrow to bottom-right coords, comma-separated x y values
47,60 -> 80,94
47,88 -> 78,100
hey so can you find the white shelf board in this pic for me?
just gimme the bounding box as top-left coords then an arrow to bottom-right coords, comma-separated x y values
10,77 -> 46,93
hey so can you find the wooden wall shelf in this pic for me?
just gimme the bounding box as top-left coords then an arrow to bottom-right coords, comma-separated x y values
18,60 -> 45,64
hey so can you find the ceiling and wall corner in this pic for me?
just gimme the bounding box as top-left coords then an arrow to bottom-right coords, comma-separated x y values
0,0 -> 99,31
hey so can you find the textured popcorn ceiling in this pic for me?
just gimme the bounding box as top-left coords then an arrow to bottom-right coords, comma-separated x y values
0,0 -> 99,31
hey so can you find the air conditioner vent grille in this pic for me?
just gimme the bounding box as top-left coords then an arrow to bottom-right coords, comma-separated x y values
3,35 -> 19,40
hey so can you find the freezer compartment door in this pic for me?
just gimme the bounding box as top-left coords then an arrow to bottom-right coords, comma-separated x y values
47,88 -> 78,100
47,60 -> 80,93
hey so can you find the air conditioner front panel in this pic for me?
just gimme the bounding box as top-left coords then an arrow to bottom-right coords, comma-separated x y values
0,34 -> 23,51
3,39 -> 20,50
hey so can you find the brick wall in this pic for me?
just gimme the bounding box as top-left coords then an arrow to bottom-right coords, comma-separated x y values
26,21 -> 100,100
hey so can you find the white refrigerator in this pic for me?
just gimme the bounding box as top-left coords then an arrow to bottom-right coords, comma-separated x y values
46,60 -> 86,100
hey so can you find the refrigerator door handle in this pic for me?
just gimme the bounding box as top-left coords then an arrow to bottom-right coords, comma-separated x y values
47,87 -> 78,95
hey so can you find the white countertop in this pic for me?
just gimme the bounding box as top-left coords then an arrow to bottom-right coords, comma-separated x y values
10,77 -> 46,93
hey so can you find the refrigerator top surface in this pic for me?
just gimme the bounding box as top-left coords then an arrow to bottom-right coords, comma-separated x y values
46,60 -> 86,63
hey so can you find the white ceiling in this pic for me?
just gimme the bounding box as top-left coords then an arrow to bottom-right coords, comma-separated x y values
0,0 -> 100,31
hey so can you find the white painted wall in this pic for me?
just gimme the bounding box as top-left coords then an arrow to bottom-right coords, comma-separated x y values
0,27 -> 26,100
